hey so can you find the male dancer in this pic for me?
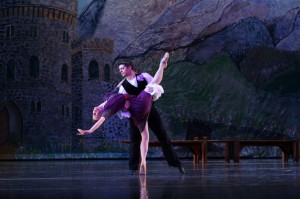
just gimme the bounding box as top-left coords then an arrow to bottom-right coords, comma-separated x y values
116,55 -> 185,175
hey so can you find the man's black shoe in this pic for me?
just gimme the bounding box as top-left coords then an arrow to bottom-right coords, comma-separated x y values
177,165 -> 185,174
128,170 -> 137,175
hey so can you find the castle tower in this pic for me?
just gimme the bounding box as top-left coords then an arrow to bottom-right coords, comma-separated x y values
71,37 -> 116,152
0,0 -> 78,155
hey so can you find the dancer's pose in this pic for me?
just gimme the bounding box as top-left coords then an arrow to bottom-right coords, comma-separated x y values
78,53 -> 170,175
115,54 -> 184,175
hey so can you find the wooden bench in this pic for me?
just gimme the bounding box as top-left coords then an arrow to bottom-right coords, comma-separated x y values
229,139 -> 300,163
118,138 -> 300,164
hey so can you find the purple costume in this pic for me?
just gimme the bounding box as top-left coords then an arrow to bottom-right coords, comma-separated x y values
102,91 -> 152,132
101,94 -> 127,119
128,91 -> 152,132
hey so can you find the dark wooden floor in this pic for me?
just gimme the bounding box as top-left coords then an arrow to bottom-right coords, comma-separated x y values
0,159 -> 300,199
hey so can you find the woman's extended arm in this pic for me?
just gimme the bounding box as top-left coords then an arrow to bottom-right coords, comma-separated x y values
77,116 -> 106,135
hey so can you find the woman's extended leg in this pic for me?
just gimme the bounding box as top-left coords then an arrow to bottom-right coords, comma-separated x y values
148,52 -> 169,85
139,122 -> 149,175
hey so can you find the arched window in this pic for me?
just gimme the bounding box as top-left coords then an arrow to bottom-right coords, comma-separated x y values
104,64 -> 110,82
30,101 -> 41,113
0,107 -> 9,144
29,56 -> 39,78
88,60 -> 99,80
36,101 -> 41,112
30,101 -> 35,113
30,25 -> 37,38
61,64 -> 68,82
66,107 -> 69,117
7,59 -> 15,80
74,106 -> 79,122
63,31 -> 69,44
5,25 -> 15,40
61,104 -> 65,116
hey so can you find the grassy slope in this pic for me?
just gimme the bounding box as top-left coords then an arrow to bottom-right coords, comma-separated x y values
156,54 -> 258,124
154,53 -> 300,138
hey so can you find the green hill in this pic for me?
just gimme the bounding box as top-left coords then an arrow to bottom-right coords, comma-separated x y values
153,53 -> 300,139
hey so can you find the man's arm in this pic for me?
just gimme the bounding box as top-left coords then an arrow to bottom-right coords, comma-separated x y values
118,85 -> 127,94
117,78 -> 128,94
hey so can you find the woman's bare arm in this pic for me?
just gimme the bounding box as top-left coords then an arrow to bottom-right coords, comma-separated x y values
77,116 -> 106,135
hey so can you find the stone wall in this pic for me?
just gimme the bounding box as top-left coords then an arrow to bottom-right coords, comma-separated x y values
0,0 -> 124,157
0,1 -> 76,153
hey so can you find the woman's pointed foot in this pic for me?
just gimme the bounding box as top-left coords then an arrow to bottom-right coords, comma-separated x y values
161,52 -> 169,68
139,163 -> 147,175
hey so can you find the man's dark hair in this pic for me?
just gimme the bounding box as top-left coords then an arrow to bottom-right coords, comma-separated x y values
117,59 -> 134,69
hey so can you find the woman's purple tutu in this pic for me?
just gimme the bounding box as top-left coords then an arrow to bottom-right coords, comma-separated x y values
128,91 -> 152,132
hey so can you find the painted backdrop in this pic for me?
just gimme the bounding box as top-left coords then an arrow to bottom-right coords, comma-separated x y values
0,0 -> 300,159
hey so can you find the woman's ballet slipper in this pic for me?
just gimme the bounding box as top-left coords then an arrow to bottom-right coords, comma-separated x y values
139,163 -> 147,175
161,52 -> 169,68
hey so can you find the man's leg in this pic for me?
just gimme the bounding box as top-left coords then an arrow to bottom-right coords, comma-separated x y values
128,119 -> 141,174
148,105 -> 185,174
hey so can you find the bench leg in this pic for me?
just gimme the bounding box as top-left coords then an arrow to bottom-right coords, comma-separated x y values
225,141 -> 239,163
193,155 -> 199,164
282,152 -> 288,163
202,138 -> 207,164
294,139 -> 299,162
224,143 -> 230,163
234,140 -> 240,163
190,145 -> 201,164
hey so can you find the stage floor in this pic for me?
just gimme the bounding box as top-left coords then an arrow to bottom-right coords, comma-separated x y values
0,159 -> 300,199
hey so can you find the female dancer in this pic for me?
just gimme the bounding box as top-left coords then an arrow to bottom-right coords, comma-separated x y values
77,52 -> 169,174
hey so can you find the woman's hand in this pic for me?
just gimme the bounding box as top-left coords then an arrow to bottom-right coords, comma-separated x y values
77,129 -> 92,135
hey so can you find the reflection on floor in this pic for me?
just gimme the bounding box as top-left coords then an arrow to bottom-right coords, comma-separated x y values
0,159 -> 300,199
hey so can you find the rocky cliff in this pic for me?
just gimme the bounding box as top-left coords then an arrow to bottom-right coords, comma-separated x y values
79,0 -> 300,140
